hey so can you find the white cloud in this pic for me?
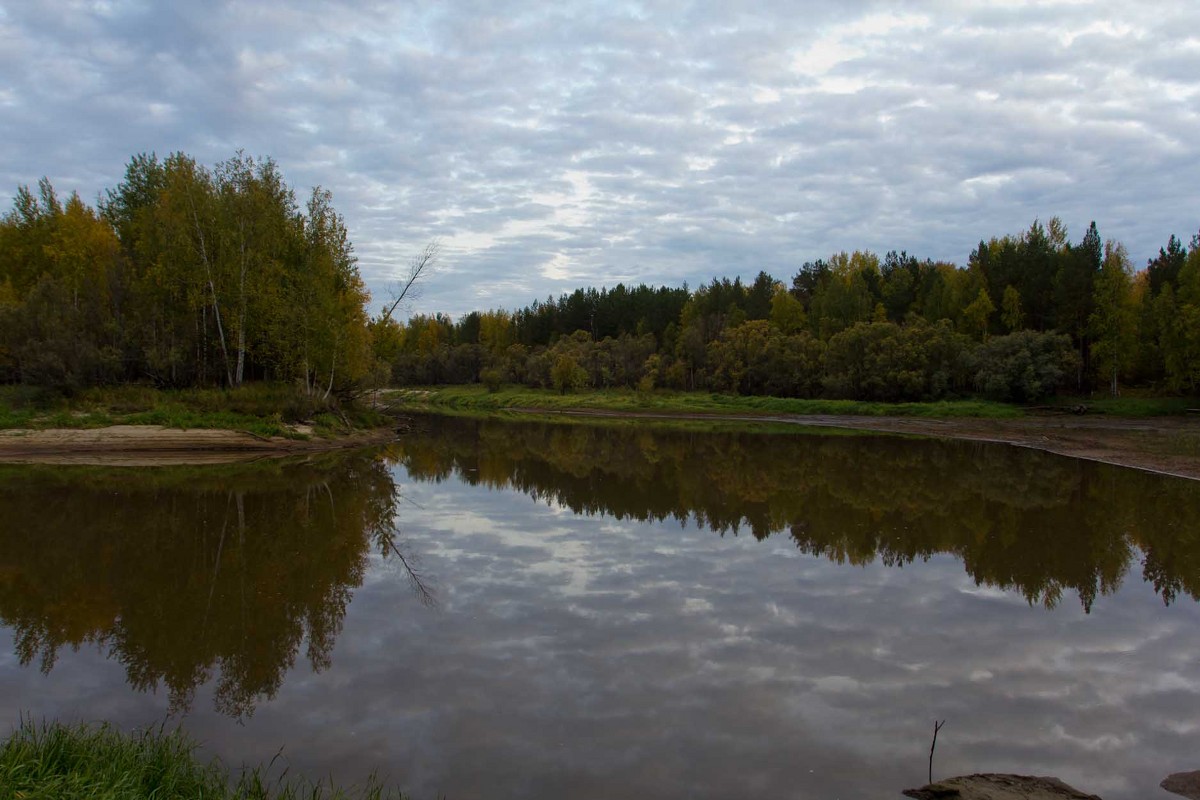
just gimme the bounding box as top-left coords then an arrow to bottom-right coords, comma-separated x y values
0,0 -> 1198,317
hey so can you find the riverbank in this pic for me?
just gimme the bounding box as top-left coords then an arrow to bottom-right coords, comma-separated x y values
0,384 -> 390,434
388,385 -> 1199,419
2,384 -> 1195,477
0,424 -> 398,465
389,387 -> 1200,481
5,719 -> 1159,800
0,385 -> 398,465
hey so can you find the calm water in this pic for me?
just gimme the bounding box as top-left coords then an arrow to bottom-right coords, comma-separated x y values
2,416 -> 1199,799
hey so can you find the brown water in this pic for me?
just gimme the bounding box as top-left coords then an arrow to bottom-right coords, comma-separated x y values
1,415 -> 1199,799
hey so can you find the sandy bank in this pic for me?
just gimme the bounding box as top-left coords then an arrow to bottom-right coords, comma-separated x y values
0,425 -> 397,465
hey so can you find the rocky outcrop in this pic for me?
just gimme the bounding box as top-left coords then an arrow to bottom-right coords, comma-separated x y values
1162,771 -> 1200,800
902,773 -> 1102,799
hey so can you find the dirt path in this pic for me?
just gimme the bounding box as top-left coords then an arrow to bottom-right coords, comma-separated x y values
508,407 -> 1200,482
0,425 -> 397,466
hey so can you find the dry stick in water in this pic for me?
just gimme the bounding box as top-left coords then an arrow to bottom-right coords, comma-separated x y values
928,720 -> 946,784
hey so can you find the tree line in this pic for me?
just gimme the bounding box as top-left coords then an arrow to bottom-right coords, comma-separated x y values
381,218 -> 1199,400
3,152 -> 1197,402
0,152 -> 378,396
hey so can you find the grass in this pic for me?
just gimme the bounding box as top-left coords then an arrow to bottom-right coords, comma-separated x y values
0,719 -> 405,800
1049,394 -> 1199,417
0,384 -> 391,437
386,385 -> 1026,419
4,381 -> 1183,435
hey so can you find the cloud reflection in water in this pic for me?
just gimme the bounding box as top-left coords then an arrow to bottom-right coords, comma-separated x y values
0,418 -> 1198,800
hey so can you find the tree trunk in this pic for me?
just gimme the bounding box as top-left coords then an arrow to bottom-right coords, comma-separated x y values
323,332 -> 339,401
188,189 -> 234,387
236,324 -> 245,385
235,232 -> 247,385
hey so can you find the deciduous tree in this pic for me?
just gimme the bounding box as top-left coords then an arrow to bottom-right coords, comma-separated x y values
1089,241 -> 1137,396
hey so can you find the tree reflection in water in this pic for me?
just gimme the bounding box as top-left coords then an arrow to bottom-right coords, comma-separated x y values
0,450 -> 425,718
392,415 -> 1200,612
3,416 -> 1198,723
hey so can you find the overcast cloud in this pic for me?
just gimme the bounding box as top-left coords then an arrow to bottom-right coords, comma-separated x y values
2,0 -> 1198,317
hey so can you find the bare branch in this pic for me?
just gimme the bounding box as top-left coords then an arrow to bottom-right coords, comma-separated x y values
928,720 -> 945,784
382,534 -> 438,608
380,240 -> 439,323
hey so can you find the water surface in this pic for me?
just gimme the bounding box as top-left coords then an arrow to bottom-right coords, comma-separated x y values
1,416 -> 1198,799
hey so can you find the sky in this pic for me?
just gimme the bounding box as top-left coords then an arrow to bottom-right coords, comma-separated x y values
2,1 -> 1199,319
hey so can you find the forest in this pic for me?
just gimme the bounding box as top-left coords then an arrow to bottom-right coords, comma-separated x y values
0,152 -> 377,397
381,219 -> 1200,401
2,151 -> 1198,403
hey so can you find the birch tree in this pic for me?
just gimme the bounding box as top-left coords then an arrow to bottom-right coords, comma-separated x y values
1089,241 -> 1137,397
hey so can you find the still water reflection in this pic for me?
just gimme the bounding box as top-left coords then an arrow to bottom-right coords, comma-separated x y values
0,453 -> 425,718
1,416 -> 1198,799
398,416 -> 1200,611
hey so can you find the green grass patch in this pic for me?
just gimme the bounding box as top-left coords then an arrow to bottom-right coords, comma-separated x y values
1049,395 -> 1200,417
0,384 -> 391,436
387,385 -> 1025,419
0,718 -> 405,799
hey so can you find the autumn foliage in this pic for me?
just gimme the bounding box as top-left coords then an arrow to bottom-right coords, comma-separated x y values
388,220 -> 1200,401
0,152 -> 374,397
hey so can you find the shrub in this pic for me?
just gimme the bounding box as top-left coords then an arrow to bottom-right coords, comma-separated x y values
971,330 -> 1079,402
822,321 -> 971,401
550,354 -> 587,394
480,367 -> 503,393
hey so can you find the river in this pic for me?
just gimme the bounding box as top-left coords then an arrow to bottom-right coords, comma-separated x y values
1,415 -> 1198,798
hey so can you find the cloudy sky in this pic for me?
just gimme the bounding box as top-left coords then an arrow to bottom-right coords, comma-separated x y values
2,1 -> 1198,318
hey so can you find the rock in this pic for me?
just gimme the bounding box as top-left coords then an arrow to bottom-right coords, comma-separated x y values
1162,771 -> 1200,800
902,773 -> 1102,799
